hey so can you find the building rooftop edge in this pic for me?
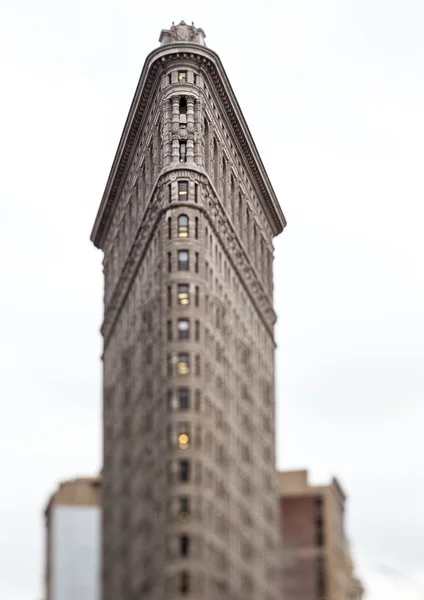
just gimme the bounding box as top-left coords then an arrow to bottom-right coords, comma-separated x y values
44,475 -> 101,517
278,469 -> 347,500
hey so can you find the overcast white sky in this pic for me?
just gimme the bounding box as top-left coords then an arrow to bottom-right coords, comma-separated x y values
1,1 -> 423,598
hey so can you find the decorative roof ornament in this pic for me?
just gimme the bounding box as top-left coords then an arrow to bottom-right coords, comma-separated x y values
159,20 -> 206,46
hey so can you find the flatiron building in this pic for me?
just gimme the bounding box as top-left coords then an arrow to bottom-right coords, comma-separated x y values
91,21 -> 286,600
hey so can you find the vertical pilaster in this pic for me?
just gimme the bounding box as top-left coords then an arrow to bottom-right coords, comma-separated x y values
171,96 -> 180,163
186,96 -> 195,163
161,100 -> 172,166
194,99 -> 203,166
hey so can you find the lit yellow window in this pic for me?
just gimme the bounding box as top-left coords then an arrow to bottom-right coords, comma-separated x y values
178,433 -> 190,449
178,71 -> 187,82
178,215 -> 189,238
178,284 -> 190,305
177,353 -> 190,375
178,181 -> 188,200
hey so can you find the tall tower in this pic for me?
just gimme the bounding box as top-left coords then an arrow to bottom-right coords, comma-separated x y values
91,22 -> 286,600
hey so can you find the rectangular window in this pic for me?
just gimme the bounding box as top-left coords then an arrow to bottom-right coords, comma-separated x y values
178,71 -> 187,82
195,355 -> 200,376
168,252 -> 172,272
178,250 -> 189,271
168,217 -> 172,239
178,318 -> 190,340
195,286 -> 199,307
177,353 -> 190,375
179,496 -> 190,519
193,74 -> 198,85
168,74 -> 172,85
194,183 -> 198,203
195,252 -> 199,273
178,388 -> 190,410
167,320 -> 172,341
178,571 -> 190,594
178,283 -> 189,305
167,285 -> 172,307
179,460 -> 190,482
179,97 -> 187,124
195,217 -> 198,239
168,183 -> 172,203
195,320 -> 200,341
178,181 -> 188,200
180,535 -> 190,557
179,142 -> 187,163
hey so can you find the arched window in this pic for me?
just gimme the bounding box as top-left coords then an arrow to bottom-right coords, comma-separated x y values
178,215 -> 189,238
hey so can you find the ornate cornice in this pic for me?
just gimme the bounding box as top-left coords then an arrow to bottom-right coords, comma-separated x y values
91,43 -> 286,249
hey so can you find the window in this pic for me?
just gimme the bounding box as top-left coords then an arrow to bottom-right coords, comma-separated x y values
168,74 -> 172,85
167,320 -> 173,341
178,388 -> 190,410
179,496 -> 190,521
179,97 -> 187,124
168,388 -> 190,411
175,422 -> 190,449
195,355 -> 200,376
178,71 -> 187,82
180,534 -> 190,557
193,73 -> 198,85
167,285 -> 172,307
178,181 -> 188,200
179,460 -> 190,482
177,284 -> 189,305
178,319 -> 190,340
195,217 -> 198,239
195,286 -> 199,307
168,252 -> 172,272
168,217 -> 172,239
195,320 -> 200,341
177,353 -> 190,375
179,142 -> 187,163
178,215 -> 189,238
168,183 -> 172,203
195,252 -> 199,273
178,250 -> 189,271
178,571 -> 190,594
194,183 -> 198,203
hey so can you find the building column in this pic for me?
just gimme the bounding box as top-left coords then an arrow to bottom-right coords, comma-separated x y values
194,98 -> 203,166
161,99 -> 172,166
186,96 -> 195,163
171,96 -> 180,163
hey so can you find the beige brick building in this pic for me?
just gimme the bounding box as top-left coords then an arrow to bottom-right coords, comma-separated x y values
91,21 -> 286,600
44,477 -> 101,600
279,470 -> 364,600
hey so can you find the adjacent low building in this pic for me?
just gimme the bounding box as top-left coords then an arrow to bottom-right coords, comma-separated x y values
44,476 -> 101,600
279,470 -> 364,600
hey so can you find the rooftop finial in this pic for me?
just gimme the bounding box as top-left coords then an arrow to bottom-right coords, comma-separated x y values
159,21 -> 206,46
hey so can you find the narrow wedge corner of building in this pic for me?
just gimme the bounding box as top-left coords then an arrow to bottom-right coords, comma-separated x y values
90,20 -> 286,600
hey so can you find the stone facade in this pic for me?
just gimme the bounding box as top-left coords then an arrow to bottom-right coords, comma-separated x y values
91,22 -> 286,600
279,470 -> 364,600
